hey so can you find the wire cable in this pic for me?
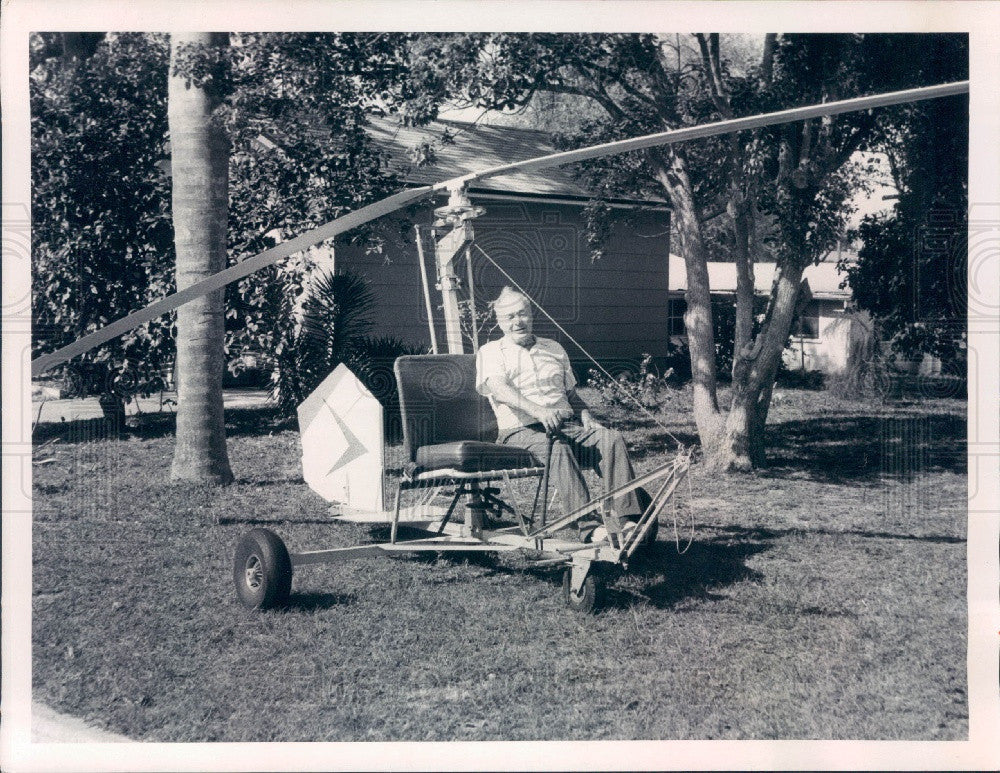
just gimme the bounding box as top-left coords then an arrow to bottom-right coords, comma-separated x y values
472,242 -> 686,450
672,467 -> 695,554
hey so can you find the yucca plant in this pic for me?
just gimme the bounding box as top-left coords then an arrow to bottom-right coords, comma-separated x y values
272,269 -> 375,414
271,270 -> 428,417
349,334 -> 428,442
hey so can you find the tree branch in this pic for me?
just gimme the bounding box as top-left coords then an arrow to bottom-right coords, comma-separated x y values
648,40 -> 690,124
760,33 -> 777,86
827,111 -> 878,172
574,59 -> 662,113
577,80 -> 630,123
697,198 -> 730,223
694,33 -> 732,118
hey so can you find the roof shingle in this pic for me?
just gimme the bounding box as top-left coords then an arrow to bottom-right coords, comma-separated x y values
366,116 -> 662,205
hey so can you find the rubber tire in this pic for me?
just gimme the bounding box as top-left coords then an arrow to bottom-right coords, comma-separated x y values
234,528 -> 292,610
562,567 -> 600,614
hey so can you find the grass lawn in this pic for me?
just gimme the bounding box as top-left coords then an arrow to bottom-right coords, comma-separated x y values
31,385 -> 968,741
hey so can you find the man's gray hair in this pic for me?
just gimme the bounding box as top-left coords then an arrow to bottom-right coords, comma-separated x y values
492,286 -> 530,314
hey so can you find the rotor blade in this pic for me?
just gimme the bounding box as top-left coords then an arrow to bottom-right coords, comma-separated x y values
30,80 -> 968,376
31,185 -> 434,377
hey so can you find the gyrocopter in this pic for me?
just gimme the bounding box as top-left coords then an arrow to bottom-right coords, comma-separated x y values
234,180 -> 695,614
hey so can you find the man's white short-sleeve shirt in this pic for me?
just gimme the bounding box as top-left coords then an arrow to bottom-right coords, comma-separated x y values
475,336 -> 576,431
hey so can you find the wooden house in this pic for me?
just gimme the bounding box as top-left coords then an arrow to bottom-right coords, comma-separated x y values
667,254 -> 868,374
324,117 -> 673,373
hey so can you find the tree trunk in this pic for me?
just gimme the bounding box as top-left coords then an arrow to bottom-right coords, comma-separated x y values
712,258 -> 805,472
650,149 -> 725,452
98,392 -> 126,437
168,32 -> 234,484
730,193 -> 756,377
61,32 -> 104,64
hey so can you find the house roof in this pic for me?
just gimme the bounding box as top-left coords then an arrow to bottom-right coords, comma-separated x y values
668,255 -> 852,300
366,116 -> 665,207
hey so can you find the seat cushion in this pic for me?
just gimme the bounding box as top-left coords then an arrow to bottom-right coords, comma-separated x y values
414,441 -> 538,475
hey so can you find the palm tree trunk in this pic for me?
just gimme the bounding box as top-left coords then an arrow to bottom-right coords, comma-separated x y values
168,32 -> 234,484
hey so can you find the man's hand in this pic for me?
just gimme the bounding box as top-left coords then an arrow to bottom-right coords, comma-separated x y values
537,406 -> 572,433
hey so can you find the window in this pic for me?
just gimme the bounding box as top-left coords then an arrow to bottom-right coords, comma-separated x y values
668,298 -> 687,336
794,303 -> 821,339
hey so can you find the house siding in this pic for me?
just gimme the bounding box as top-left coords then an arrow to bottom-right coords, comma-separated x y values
784,298 -> 858,373
330,199 -> 671,367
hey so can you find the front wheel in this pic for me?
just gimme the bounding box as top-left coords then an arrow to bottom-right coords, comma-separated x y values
234,528 -> 292,610
562,566 -> 601,614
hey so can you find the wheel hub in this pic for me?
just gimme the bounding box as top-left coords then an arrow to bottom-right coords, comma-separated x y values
244,555 -> 263,589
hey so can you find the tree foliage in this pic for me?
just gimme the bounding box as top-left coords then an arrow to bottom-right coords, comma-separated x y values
273,269 -> 375,411
31,32 -> 432,399
31,33 -> 175,396
844,36 -> 968,366
204,33 -> 414,377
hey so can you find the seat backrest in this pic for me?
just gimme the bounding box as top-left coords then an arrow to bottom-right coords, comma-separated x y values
394,354 -> 499,463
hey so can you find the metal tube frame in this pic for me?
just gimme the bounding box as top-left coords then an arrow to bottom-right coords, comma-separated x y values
414,225 -> 439,354
292,451 -> 691,573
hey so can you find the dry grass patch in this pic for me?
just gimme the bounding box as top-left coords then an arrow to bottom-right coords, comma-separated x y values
32,390 -> 967,741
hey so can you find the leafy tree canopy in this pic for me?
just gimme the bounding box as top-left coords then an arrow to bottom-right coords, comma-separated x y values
406,33 -> 961,266
844,34 -> 967,366
31,31 -> 433,396
31,32 -> 174,396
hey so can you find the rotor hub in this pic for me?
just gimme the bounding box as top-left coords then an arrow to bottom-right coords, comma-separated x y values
433,186 -> 484,227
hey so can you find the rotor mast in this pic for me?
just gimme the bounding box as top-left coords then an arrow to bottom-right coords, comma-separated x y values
431,184 -> 483,354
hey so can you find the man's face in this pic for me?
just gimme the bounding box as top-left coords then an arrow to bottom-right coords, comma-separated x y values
496,297 -> 534,345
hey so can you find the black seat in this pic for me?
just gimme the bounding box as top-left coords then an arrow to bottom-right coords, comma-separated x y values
395,354 -> 539,477
390,354 -> 548,541
414,440 -> 537,475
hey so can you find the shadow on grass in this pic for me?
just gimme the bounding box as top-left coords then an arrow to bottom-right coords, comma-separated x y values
714,524 -> 965,545
603,537 -> 769,611
32,406 -> 298,444
233,477 -> 306,488
628,429 -> 700,462
375,522 -> 771,613
284,592 -> 354,611
763,412 -> 966,483
217,516 -> 335,527
620,405 -> 965,488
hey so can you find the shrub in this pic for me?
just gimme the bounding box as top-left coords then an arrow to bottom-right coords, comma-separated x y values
775,365 -> 825,391
586,353 -> 675,411
661,340 -> 693,384
350,335 -> 428,403
271,269 -> 374,414
458,298 -> 496,350
271,268 -> 429,417
826,328 -> 891,402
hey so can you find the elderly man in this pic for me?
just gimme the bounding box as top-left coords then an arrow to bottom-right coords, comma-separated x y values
475,286 -> 642,529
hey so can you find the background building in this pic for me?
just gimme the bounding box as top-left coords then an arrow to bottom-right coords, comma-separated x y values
325,118 -> 673,371
667,254 -> 868,375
